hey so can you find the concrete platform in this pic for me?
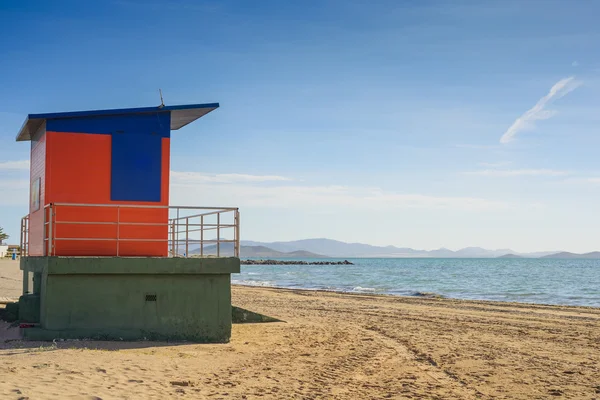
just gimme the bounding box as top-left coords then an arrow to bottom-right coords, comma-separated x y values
20,256 -> 240,342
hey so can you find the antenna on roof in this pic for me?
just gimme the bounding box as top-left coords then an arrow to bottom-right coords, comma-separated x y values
158,89 -> 165,108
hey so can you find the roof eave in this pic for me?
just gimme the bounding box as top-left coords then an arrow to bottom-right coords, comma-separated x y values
16,117 -> 44,142
15,103 -> 220,142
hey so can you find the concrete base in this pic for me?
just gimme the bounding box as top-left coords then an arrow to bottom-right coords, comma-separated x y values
19,256 -> 240,342
18,294 -> 40,323
0,302 -> 19,322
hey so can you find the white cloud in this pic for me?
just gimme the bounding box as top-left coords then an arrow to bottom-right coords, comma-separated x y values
478,161 -> 512,168
0,161 -> 30,206
464,169 -> 569,177
455,144 -> 499,150
0,179 -> 29,188
0,168 -> 511,211
0,179 -> 29,206
564,177 -> 600,185
0,160 -> 29,170
170,171 -> 508,211
500,76 -> 582,144
170,171 -> 291,184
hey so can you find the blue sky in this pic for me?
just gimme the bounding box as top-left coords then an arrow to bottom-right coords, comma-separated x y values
1,0 -> 600,252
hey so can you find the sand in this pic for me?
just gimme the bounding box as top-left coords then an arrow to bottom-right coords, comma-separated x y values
0,259 -> 25,301
1,259 -> 600,399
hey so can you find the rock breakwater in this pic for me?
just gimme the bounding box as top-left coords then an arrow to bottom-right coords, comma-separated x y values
242,259 -> 354,266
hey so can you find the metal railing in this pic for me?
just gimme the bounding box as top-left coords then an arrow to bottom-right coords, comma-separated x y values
20,215 -> 29,256
20,203 -> 240,258
168,206 -> 240,258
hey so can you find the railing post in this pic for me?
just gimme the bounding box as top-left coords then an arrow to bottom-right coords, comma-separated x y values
20,218 -> 24,257
200,215 -> 204,258
176,207 -> 180,257
42,207 -> 46,256
235,210 -> 240,258
170,219 -> 176,257
185,217 -> 189,258
217,212 -> 220,257
48,205 -> 54,256
24,216 -> 28,256
116,206 -> 120,257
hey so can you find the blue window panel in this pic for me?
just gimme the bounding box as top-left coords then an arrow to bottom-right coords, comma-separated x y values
47,113 -> 171,137
110,133 -> 162,202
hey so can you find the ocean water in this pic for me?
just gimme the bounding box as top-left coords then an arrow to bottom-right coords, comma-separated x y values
232,258 -> 600,307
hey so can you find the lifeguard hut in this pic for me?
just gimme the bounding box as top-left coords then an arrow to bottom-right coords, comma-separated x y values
16,103 -> 240,342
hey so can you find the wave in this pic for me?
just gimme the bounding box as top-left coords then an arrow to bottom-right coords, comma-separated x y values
410,291 -> 445,299
351,286 -> 377,293
233,278 -> 447,299
233,280 -> 275,288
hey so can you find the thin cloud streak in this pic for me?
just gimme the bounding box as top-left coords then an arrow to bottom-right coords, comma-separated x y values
170,172 -> 509,211
465,169 -> 569,177
500,76 -> 582,144
0,164 -> 294,184
478,161 -> 512,168
0,179 -> 29,206
0,160 -> 30,170
170,171 -> 291,184
455,144 -> 500,150
563,177 -> 600,185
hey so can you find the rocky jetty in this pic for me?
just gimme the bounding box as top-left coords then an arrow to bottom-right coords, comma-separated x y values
242,259 -> 354,266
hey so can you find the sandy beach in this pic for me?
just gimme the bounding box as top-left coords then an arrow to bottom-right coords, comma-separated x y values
1,259 -> 600,399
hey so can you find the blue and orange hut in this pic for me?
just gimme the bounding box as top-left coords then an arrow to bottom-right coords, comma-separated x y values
16,103 -> 240,342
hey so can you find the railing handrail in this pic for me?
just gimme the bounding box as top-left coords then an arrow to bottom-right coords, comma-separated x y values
21,203 -> 240,258
44,203 -> 239,211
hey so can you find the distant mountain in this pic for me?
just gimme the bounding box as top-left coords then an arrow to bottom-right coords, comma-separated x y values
520,251 -> 560,258
242,238 -> 421,257
189,243 -> 324,258
541,251 -> 600,259
242,239 -> 518,258
497,254 -> 524,259
240,238 -> 573,259
453,247 -> 516,258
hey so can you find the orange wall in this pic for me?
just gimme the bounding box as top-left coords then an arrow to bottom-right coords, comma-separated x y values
40,131 -> 170,256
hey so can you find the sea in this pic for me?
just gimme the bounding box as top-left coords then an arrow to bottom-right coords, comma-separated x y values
232,258 -> 600,307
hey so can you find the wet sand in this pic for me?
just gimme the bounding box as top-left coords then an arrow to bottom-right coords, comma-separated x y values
1,260 -> 600,399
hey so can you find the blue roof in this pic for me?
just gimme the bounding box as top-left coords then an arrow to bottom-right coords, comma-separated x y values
16,103 -> 219,141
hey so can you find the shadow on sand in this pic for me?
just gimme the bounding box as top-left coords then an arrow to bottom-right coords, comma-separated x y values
0,305 -> 283,351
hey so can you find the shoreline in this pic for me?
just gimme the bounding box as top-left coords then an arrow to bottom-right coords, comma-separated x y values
234,282 -> 600,310
232,281 -> 600,310
235,257 -> 600,308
